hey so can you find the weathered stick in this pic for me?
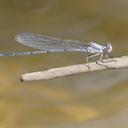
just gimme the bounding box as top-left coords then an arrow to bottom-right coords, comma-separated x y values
21,56 -> 128,82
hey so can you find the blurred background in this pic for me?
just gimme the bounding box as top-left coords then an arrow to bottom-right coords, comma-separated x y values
0,0 -> 128,127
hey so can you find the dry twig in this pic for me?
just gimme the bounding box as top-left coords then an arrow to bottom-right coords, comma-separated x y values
21,56 -> 128,82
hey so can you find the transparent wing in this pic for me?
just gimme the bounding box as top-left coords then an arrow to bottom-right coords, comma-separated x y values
15,32 -> 86,52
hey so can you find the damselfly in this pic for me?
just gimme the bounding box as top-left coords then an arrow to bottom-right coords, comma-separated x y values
0,32 -> 112,62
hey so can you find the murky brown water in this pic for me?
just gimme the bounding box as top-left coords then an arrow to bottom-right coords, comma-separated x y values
0,0 -> 128,127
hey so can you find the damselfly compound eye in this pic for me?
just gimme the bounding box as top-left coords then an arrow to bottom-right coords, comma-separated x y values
106,42 -> 112,53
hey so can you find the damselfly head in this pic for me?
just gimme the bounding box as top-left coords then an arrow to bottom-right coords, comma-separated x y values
106,42 -> 112,53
